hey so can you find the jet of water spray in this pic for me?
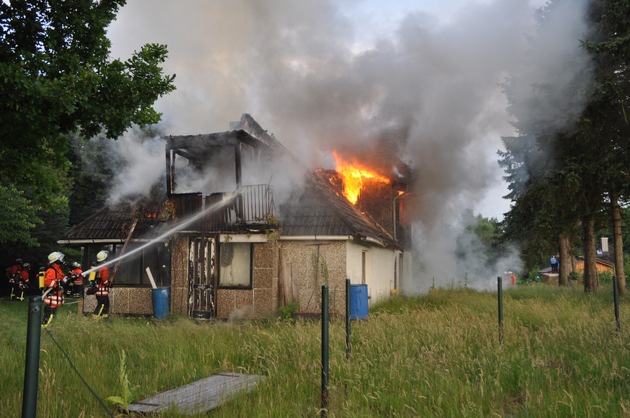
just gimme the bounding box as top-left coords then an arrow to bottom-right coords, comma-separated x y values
80,190 -> 242,277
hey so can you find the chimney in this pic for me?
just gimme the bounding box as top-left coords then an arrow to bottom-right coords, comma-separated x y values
601,237 -> 609,253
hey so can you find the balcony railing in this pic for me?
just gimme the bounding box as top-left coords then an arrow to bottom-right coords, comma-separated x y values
170,185 -> 274,233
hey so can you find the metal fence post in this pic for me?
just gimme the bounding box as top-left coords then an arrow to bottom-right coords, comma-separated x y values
22,295 -> 43,418
321,284 -> 329,417
497,277 -> 503,344
345,278 -> 351,360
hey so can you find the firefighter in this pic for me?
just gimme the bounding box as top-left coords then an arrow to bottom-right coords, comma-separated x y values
70,262 -> 84,298
7,258 -> 23,300
15,262 -> 31,301
42,252 -> 68,327
92,251 -> 111,319
6,258 -> 22,277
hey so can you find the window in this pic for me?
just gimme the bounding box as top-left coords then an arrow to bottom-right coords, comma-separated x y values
85,243 -> 169,287
219,242 -> 252,288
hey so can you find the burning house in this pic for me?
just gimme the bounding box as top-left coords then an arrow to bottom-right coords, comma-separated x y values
62,114 -> 413,319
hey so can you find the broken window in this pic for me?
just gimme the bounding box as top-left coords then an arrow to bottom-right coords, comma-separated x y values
86,243 -> 169,287
218,242 -> 252,288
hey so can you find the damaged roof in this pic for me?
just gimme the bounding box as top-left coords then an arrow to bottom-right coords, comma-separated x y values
63,114 -> 401,249
60,200 -> 169,243
279,170 -> 399,249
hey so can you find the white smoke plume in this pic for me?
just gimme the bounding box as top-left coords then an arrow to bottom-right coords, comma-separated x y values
100,128 -> 166,205
104,0 -> 593,292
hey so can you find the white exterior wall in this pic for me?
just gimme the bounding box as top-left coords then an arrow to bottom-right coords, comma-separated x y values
346,241 -> 397,304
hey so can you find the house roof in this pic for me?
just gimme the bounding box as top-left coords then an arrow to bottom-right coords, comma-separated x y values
60,200 -> 168,243
63,173 -> 399,249
279,170 -> 399,249
63,115 -> 401,249
166,129 -> 271,156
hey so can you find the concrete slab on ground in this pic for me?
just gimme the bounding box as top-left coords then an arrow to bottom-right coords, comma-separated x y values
127,372 -> 265,415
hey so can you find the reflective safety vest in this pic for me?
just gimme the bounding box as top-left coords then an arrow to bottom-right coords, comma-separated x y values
96,264 -> 110,297
43,264 -> 65,308
71,267 -> 84,286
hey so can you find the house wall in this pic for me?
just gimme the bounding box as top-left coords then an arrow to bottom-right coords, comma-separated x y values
346,242 -> 396,304
574,260 -> 615,275
83,236 -> 397,319
170,235 -> 190,315
278,240 -> 347,315
83,288 -> 153,315
215,240 -> 279,319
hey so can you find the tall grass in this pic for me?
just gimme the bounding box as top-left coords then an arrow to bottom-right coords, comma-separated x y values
1,284 -> 629,417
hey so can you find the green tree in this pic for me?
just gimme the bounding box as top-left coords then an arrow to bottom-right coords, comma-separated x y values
498,0 -> 630,292
0,0 -> 175,262
0,184 -> 40,246
582,0 -> 630,295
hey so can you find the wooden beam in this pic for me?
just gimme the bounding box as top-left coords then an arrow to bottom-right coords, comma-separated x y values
109,218 -> 138,284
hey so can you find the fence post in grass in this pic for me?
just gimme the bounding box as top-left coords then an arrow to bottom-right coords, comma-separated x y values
497,276 -> 504,344
321,284 -> 329,417
613,275 -> 620,332
345,278 -> 351,360
22,295 -> 43,418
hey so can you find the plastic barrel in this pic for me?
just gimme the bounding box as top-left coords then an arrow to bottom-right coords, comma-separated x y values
151,286 -> 171,319
349,284 -> 368,320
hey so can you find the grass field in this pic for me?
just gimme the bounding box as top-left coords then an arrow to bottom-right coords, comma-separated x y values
1,284 -> 629,417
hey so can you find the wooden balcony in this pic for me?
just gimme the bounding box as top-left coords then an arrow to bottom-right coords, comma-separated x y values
170,185 -> 275,233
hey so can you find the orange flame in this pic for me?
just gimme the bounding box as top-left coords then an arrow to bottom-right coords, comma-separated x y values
332,151 -> 390,204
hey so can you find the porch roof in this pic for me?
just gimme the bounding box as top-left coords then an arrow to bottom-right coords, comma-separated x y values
61,201 -> 168,244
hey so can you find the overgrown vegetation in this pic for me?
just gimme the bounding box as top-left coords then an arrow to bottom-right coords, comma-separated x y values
2,286 -> 629,417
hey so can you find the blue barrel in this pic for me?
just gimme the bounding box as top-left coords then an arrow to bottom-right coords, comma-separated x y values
151,286 -> 171,319
349,284 -> 368,320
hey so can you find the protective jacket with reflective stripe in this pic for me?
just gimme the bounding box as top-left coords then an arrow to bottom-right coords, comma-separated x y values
96,264 -> 110,297
44,263 -> 65,308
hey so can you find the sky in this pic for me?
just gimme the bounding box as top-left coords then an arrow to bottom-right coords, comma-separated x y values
105,0 -> 593,289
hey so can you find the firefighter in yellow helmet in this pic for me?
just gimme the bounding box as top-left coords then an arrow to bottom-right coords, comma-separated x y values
92,250 -> 111,319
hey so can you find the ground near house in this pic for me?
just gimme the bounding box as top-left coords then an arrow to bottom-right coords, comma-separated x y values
2,284 -> 628,417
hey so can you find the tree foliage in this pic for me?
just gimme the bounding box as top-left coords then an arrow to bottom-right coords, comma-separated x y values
0,184 -> 40,245
0,0 -> 175,260
500,0 -> 630,291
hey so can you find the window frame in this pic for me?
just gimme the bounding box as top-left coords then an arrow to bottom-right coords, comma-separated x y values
218,242 -> 253,289
83,243 -> 169,287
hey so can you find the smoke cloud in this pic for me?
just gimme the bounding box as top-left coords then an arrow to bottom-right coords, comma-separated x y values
102,129 -> 166,205
103,0 -> 593,291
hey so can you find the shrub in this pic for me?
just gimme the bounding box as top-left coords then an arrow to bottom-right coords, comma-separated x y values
599,271 -> 613,285
278,302 -> 299,320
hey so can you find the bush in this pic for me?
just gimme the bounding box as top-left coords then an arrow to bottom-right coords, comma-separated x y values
599,271 -> 613,285
278,302 -> 299,320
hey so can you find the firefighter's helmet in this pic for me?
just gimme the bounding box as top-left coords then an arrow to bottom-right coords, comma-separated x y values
48,252 -> 64,264
96,251 -> 109,262
22,262 -> 30,269
72,262 -> 81,268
